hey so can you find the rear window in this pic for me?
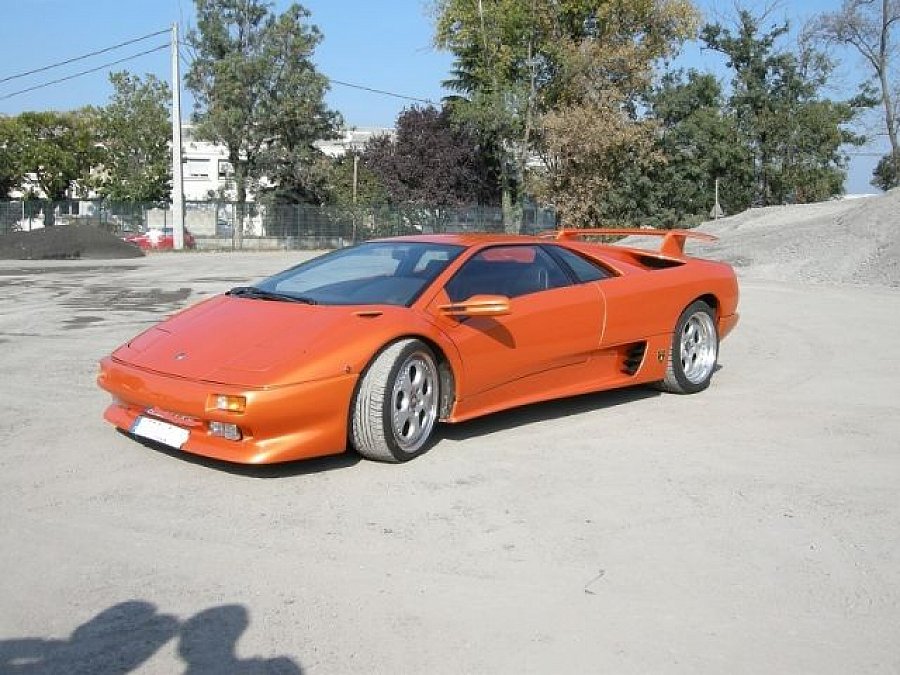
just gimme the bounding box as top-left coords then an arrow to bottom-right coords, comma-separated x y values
551,246 -> 612,282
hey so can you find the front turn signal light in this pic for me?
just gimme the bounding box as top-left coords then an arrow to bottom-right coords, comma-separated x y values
212,394 -> 246,413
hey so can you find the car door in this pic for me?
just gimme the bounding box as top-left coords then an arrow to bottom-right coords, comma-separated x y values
428,244 -> 605,400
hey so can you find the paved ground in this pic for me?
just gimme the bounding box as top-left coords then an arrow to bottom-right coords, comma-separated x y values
1,237 -> 899,673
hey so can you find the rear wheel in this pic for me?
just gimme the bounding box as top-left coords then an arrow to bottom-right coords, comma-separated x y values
351,339 -> 440,462
659,301 -> 718,394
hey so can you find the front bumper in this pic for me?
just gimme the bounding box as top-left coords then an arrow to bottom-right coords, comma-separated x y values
98,357 -> 358,464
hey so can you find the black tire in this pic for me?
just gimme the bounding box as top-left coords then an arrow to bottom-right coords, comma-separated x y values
658,300 -> 719,394
351,339 -> 440,462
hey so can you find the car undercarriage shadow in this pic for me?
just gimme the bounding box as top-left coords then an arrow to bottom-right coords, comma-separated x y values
121,431 -> 361,477
120,377 -> 716,474
437,385 -> 661,442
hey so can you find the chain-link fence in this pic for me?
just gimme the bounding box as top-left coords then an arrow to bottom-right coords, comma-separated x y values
0,200 -> 164,235
0,199 -> 557,247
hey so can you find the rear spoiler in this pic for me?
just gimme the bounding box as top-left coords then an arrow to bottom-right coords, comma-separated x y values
551,228 -> 717,258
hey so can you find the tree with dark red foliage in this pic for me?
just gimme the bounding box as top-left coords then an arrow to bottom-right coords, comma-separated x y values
362,105 -> 500,208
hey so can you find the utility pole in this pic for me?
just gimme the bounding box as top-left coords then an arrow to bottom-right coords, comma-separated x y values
171,22 -> 185,250
351,154 -> 359,244
352,154 -> 359,205
715,178 -> 719,220
710,177 -> 724,220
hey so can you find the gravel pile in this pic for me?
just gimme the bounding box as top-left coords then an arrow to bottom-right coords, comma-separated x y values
0,224 -> 144,260
687,190 -> 900,287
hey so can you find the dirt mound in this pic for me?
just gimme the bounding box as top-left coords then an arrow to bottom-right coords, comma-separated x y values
685,190 -> 900,287
0,224 -> 145,260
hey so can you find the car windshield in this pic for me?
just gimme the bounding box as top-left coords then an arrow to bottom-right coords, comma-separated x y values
251,241 -> 465,306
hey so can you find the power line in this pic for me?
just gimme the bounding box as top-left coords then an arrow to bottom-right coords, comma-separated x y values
0,44 -> 170,101
328,78 -> 435,105
178,47 -> 193,68
0,29 -> 170,85
0,31 -> 436,108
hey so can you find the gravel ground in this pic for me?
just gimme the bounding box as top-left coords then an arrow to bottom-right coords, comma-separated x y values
1,199 -> 899,674
686,190 -> 900,287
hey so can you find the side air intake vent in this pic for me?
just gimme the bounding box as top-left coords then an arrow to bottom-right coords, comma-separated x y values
622,342 -> 647,376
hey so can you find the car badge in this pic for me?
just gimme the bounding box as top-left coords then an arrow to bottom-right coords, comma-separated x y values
174,352 -> 188,361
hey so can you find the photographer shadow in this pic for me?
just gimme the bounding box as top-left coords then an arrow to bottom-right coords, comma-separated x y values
0,600 -> 302,674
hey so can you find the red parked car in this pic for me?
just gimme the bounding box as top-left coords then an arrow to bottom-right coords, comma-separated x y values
123,227 -> 196,250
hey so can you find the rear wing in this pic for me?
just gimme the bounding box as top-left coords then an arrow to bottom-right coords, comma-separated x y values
551,228 -> 717,258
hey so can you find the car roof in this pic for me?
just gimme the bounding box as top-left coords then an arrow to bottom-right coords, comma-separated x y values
381,233 -> 547,248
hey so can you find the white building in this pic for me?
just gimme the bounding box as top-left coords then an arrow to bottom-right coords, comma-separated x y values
180,125 -> 236,201
314,127 -> 393,158
179,125 -> 393,201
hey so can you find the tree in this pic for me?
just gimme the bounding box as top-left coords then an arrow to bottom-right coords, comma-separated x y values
537,85 -> 661,225
0,116 -> 24,198
95,71 -> 171,202
16,110 -> 100,223
810,0 -> 900,188
652,71 -> 752,219
435,0 -> 698,227
186,0 -> 339,246
598,70 -> 752,227
361,105 -> 501,208
702,10 -> 862,206
435,0 -> 549,223
321,153 -> 389,208
873,150 -> 899,188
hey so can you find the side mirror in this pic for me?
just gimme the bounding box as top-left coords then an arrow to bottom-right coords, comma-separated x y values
439,294 -> 511,318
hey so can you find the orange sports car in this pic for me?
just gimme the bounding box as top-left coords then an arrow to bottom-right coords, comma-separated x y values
97,229 -> 739,464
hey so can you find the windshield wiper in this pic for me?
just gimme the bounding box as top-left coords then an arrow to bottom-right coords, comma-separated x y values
226,286 -> 317,304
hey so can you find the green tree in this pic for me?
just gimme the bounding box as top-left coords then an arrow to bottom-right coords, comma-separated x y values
872,151 -> 899,189
435,0 -> 698,227
95,71 -> 171,202
16,110 -> 100,223
436,0 -> 545,223
322,153 -> 389,208
186,0 -> 339,246
0,116 -> 24,198
600,70 -> 751,227
702,10 -> 862,206
651,71 -> 752,219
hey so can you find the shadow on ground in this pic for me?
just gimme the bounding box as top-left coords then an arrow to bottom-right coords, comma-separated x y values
122,430 -> 362,478
438,384 -> 661,442
118,384 -> 669,474
0,600 -> 302,674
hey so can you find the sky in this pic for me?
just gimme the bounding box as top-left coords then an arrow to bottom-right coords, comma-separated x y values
0,0 -> 888,194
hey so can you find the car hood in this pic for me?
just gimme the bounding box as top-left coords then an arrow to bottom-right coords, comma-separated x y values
112,295 -> 373,387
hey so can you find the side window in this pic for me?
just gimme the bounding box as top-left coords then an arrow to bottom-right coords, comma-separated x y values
445,246 -> 570,302
550,246 -> 613,282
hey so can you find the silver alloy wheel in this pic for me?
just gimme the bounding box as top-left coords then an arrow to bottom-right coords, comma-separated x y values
680,310 -> 718,384
390,351 -> 438,453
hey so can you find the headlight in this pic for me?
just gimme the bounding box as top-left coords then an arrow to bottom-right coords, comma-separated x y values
209,421 -> 242,441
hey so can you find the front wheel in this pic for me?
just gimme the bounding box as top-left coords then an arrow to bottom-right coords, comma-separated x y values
658,301 -> 719,394
351,339 -> 440,462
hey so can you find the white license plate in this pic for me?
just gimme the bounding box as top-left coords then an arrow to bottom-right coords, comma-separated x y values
131,416 -> 190,449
